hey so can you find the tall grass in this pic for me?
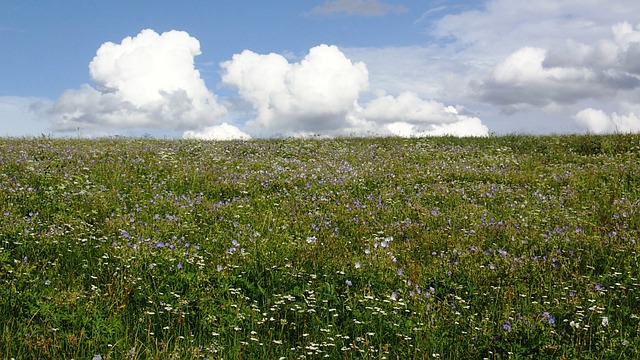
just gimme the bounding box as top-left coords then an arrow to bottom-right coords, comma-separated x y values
1,134 -> 639,359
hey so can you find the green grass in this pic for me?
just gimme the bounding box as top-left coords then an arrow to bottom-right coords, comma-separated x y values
1,134 -> 640,359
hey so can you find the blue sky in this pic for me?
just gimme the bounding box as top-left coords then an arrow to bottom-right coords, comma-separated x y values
1,0 -> 639,138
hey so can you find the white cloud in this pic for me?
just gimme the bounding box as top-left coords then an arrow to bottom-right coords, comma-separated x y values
474,22 -> 640,113
356,92 -> 489,137
310,0 -> 407,16
182,123 -> 251,140
50,29 -> 227,133
340,0 -> 640,134
221,44 -> 369,134
222,45 -> 488,137
430,1 -> 640,57
575,108 -> 640,134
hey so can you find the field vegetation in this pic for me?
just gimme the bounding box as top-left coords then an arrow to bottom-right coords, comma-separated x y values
1,134 -> 640,359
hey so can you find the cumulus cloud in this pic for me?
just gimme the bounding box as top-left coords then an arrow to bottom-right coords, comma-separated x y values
50,29 -> 227,134
182,123 -> 251,140
222,45 -> 488,137
356,92 -> 489,136
221,44 -> 369,133
575,108 -> 640,134
44,29 -> 487,138
474,22 -> 640,113
310,0 -> 407,17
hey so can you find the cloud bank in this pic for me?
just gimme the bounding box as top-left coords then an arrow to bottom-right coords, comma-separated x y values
50,29 -> 231,135
474,22 -> 640,114
221,45 -> 488,137
575,108 -> 640,134
45,29 -> 488,139
338,0 -> 640,134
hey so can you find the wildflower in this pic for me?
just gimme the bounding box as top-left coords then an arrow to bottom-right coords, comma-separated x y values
602,317 -> 609,327
177,262 -> 183,270
570,320 -> 580,329
345,280 -> 352,286
390,291 -> 398,301
216,264 -> 223,272
542,312 -> 555,324
354,262 -> 361,269
569,290 -> 575,297
44,279 -> 51,286
306,236 -> 316,244
397,268 -> 404,276
595,283 -> 603,291
502,321 -> 512,332
120,229 -> 132,239
92,355 -> 103,360
489,264 -> 496,270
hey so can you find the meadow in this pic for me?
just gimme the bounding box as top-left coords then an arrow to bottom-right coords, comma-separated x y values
1,134 -> 639,359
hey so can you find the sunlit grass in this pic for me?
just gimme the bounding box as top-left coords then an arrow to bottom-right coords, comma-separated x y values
1,134 -> 639,359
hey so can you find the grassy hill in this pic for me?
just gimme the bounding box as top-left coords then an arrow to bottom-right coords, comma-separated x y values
1,134 -> 639,359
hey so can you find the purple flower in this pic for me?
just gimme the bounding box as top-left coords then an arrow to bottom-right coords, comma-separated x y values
595,283 -> 603,291
120,229 -> 132,239
502,321 -> 512,332
345,280 -> 352,286
489,264 -> 496,270
542,312 -> 555,324
390,291 -> 398,301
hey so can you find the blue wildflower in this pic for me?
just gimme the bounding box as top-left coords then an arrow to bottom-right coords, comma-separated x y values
595,283 -> 603,291
502,321 -> 512,332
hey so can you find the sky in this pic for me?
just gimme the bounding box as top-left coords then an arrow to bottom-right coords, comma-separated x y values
1,0 -> 640,139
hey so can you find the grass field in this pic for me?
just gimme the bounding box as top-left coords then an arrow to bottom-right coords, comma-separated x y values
1,134 -> 640,359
